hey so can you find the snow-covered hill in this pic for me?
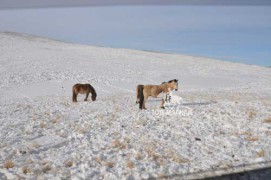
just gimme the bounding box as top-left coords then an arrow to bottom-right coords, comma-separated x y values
0,32 -> 271,179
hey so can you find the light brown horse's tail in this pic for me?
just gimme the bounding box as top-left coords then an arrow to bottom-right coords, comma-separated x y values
139,85 -> 144,109
72,86 -> 77,102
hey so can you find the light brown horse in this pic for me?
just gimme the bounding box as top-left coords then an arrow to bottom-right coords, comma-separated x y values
138,79 -> 178,109
136,82 -> 166,104
72,83 -> 97,102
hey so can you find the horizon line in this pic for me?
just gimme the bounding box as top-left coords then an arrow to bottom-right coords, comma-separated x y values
1,0 -> 271,10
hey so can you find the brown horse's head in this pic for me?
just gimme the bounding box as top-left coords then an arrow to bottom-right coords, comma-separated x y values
167,79 -> 178,91
92,91 -> 97,101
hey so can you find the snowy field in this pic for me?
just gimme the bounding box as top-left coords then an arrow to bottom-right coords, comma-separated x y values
0,32 -> 271,179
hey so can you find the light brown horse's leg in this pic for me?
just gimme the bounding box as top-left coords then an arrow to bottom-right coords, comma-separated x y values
160,98 -> 165,109
143,100 -> 147,109
143,95 -> 148,109
84,92 -> 89,101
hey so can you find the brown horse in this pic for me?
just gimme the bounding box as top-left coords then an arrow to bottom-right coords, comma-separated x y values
72,83 -> 97,102
138,79 -> 178,109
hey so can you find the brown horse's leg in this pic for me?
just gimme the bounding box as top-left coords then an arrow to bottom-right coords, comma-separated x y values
73,92 -> 77,102
72,87 -> 78,102
84,93 -> 89,101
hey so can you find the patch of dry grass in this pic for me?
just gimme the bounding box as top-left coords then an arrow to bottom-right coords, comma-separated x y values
158,173 -> 168,180
40,122 -> 46,128
4,160 -> 14,169
105,161 -> 115,168
263,117 -> 271,123
65,160 -> 73,168
42,164 -> 51,173
13,150 -> 17,155
44,110 -> 51,116
248,110 -> 257,119
234,131 -> 259,141
0,143 -> 7,148
51,116 -> 60,124
164,149 -> 189,164
145,148 -> 160,161
136,152 -> 143,160
233,131 -> 251,136
97,114 -> 105,121
125,160 -> 134,169
265,131 -> 271,136
22,166 -> 32,174
31,142 -> 40,149
171,154 -> 189,164
134,119 -> 147,127
111,140 -> 126,149
156,158 -> 166,166
62,100 -> 71,107
240,131 -> 252,136
77,128 -> 87,134
144,143 -> 189,166
95,157 -> 102,164
257,149 -> 265,157
111,140 -> 121,148
245,136 -> 259,142
124,137 -> 131,143
27,159 -> 34,164
41,160 -> 49,166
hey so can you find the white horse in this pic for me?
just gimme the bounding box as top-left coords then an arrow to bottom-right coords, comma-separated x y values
163,88 -> 184,107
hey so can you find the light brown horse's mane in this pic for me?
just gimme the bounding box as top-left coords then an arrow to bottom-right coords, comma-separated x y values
168,79 -> 178,83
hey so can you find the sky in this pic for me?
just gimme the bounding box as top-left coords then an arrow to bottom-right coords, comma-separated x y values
1,0 -> 271,9
0,5 -> 271,66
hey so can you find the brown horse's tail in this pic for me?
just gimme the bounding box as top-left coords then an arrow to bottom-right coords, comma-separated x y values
72,86 -> 77,102
139,85 -> 144,109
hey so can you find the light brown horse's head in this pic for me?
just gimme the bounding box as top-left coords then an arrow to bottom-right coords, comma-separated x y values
167,79 -> 178,91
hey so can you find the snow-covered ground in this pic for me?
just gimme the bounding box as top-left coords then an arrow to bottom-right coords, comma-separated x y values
0,32 -> 271,179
